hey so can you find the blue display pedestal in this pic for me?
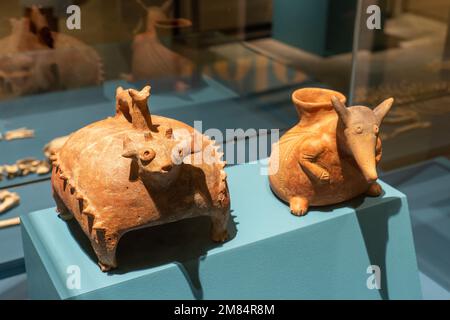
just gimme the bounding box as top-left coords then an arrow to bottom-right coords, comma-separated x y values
21,161 -> 421,299
381,157 -> 450,295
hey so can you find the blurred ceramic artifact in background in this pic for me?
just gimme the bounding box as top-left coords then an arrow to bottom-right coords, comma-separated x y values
125,0 -> 193,86
2,127 -> 34,141
269,88 -> 394,216
43,135 -> 70,161
0,190 -> 20,214
0,6 -> 103,98
50,85 -> 230,271
0,158 -> 50,180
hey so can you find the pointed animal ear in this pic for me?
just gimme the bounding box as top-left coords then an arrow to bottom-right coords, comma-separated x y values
128,85 -> 151,102
122,136 -> 137,158
116,86 -> 124,97
30,5 -> 48,29
374,98 -> 394,124
331,96 -> 350,125
161,0 -> 173,14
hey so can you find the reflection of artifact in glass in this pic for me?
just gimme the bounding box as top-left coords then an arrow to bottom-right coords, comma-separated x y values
43,135 -> 70,160
0,6 -> 103,97
2,127 -> 35,141
210,58 -> 252,83
427,59 -> 450,72
268,88 -> 393,216
204,51 -> 307,94
50,85 -> 230,271
124,0 -> 193,85
354,80 -> 448,140
0,190 -> 20,214
380,108 -> 431,140
272,59 -> 306,85
0,17 -> 47,96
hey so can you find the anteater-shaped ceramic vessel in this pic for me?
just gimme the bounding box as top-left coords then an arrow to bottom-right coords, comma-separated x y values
51,85 -> 230,271
269,88 -> 393,216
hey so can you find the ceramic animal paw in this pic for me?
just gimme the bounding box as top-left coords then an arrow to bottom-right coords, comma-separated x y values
289,197 -> 309,216
366,182 -> 383,197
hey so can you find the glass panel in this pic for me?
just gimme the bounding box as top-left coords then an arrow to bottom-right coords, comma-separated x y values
351,0 -> 450,297
0,0 -> 365,295
351,0 -> 450,170
0,0 -> 355,187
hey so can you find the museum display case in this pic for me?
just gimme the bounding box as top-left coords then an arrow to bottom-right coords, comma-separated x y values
350,0 -> 450,299
0,0 -> 448,300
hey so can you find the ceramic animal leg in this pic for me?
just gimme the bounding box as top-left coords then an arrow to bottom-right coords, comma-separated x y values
210,209 -> 229,242
91,230 -> 119,272
366,182 -> 383,197
52,187 -> 73,221
289,196 -> 309,216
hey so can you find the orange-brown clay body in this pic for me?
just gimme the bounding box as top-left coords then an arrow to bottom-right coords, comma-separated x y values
51,85 -> 230,271
269,88 -> 393,216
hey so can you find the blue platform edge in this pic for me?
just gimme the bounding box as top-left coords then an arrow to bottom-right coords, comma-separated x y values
21,161 -> 422,299
0,181 -> 53,277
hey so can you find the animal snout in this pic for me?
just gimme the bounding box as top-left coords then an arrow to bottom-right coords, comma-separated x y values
365,174 -> 378,184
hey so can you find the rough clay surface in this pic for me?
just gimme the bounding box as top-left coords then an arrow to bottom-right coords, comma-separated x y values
51,85 -> 230,271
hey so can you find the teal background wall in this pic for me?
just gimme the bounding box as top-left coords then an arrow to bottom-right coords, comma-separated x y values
272,0 -> 357,56
273,0 -> 329,55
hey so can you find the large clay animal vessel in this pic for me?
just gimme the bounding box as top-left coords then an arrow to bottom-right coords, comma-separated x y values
269,88 -> 393,215
51,85 -> 230,271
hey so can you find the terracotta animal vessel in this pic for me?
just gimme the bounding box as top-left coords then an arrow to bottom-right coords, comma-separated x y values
269,88 -> 393,215
50,85 -> 230,271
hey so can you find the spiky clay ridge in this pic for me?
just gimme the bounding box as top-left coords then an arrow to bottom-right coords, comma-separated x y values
50,85 -> 230,271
